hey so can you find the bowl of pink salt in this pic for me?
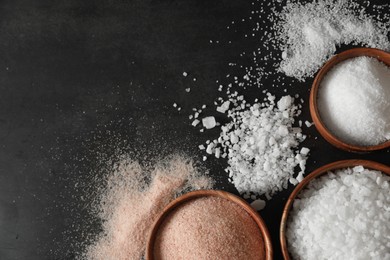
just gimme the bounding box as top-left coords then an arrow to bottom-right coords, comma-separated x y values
146,190 -> 272,260
310,47 -> 390,152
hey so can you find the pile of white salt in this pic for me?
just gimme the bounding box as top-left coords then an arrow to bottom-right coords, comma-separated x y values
287,166 -> 390,260
84,156 -> 213,260
275,0 -> 390,80
206,94 -> 309,201
154,196 -> 265,260
318,56 -> 390,146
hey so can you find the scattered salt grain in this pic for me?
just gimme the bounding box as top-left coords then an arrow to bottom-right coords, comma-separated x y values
287,166 -> 390,260
300,147 -> 310,156
250,199 -> 266,211
202,116 -> 216,129
191,119 -> 200,127
304,121 -> 312,128
318,56 -> 390,146
216,101 -> 231,113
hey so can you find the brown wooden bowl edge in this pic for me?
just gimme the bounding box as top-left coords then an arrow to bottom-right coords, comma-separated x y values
309,47 -> 390,153
146,189 -> 273,260
280,159 -> 390,260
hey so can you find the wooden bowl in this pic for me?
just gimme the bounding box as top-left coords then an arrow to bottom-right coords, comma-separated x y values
309,47 -> 390,152
146,190 -> 273,260
280,159 -> 390,259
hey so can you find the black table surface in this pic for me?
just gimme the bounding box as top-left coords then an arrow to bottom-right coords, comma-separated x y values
0,0 -> 389,259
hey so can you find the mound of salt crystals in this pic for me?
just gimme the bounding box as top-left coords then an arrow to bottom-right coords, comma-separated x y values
318,56 -> 390,146
275,0 -> 390,81
154,196 -> 265,260
287,166 -> 390,260
211,94 -> 308,199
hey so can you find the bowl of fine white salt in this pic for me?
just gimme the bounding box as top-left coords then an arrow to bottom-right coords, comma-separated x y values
146,190 -> 273,260
280,159 -> 390,260
310,47 -> 390,152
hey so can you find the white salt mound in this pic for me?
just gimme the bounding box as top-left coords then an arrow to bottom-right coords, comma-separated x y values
287,166 -> 390,260
275,0 -> 390,80
318,56 -> 390,146
208,94 -> 308,199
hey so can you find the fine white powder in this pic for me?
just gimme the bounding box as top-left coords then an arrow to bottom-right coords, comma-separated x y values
275,0 -> 390,80
287,166 -> 390,260
318,56 -> 390,146
208,94 -> 308,199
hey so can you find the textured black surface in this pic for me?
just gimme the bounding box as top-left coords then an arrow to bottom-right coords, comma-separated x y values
0,0 -> 389,259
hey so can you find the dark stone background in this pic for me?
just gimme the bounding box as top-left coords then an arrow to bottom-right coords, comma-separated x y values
0,0 -> 388,259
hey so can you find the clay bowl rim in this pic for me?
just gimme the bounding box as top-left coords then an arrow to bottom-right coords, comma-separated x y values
309,47 -> 390,153
280,159 -> 390,260
146,189 -> 273,260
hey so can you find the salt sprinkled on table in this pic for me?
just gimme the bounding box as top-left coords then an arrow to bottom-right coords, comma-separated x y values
274,0 -> 390,81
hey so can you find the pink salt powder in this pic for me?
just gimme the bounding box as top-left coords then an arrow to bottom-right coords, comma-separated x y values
154,196 -> 265,260
84,156 -> 213,260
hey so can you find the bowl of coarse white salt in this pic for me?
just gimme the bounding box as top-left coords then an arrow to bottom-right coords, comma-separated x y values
309,48 -> 390,152
280,159 -> 390,260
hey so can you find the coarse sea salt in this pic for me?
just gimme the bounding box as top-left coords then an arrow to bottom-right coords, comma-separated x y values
206,94 -> 309,199
287,166 -> 390,260
318,56 -> 390,146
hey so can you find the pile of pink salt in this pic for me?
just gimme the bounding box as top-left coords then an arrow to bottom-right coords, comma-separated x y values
84,155 -> 213,260
154,196 -> 265,260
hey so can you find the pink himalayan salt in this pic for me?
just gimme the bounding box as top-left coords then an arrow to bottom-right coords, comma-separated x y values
154,196 -> 265,260
84,156 -> 213,260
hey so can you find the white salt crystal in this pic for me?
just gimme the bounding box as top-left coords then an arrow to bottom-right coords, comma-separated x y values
304,121 -> 312,128
216,101 -> 231,113
300,147 -> 310,155
281,51 -> 287,60
277,95 -> 292,111
251,199 -> 266,211
182,72 -> 188,77
206,143 -> 214,154
202,116 -> 216,129
214,148 -> 221,158
191,119 -> 200,127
